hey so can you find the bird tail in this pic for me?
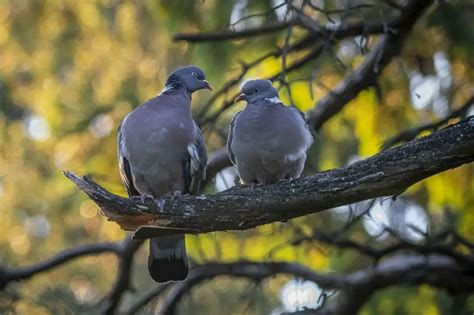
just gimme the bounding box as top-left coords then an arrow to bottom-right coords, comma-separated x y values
148,235 -> 188,282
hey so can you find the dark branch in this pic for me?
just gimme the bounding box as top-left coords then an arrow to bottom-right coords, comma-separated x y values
126,283 -> 173,315
199,44 -> 324,128
65,119 -> 474,236
382,96 -> 474,150
0,237 -> 143,314
174,11 -> 399,44
100,237 -> 144,314
155,254 -> 474,315
191,0 -> 435,183
174,21 -> 291,42
158,261 -> 347,315
0,243 -> 120,290
307,0 -> 434,130
323,254 -> 474,315
288,227 -> 474,265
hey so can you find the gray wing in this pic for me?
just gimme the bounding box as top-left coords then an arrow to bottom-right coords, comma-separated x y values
183,121 -> 208,194
117,124 -> 140,197
289,106 -> 316,143
227,111 -> 242,166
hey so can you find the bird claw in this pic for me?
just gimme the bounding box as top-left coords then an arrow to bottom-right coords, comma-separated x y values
239,182 -> 260,190
155,199 -> 165,211
140,193 -> 155,205
139,193 -> 165,211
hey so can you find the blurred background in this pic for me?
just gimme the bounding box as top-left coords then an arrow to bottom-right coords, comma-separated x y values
0,0 -> 473,314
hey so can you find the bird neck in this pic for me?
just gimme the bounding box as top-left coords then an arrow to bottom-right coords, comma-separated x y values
263,96 -> 283,104
160,74 -> 190,95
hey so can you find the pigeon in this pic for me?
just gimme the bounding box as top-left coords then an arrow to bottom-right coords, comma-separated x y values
117,65 -> 211,282
227,79 -> 313,185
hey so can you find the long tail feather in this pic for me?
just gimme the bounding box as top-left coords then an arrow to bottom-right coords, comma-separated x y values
148,235 -> 188,282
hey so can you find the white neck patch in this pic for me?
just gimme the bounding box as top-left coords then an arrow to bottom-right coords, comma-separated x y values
159,85 -> 174,95
264,96 -> 282,104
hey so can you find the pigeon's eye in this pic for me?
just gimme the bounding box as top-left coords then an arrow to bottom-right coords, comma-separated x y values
191,72 -> 197,77
254,89 -> 258,93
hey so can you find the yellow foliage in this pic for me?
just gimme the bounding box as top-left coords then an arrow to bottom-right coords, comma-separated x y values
290,81 -> 313,111
0,1 -> 472,313
350,89 -> 380,156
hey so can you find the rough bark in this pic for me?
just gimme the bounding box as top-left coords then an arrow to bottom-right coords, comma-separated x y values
65,118 -> 474,236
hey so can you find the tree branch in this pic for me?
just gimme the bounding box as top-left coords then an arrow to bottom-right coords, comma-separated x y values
174,21 -> 291,42
152,254 -> 474,315
65,119 -> 474,236
0,237 -> 144,314
0,243 -> 120,290
174,10 -> 399,44
100,237 -> 144,315
382,96 -> 474,150
126,283 -> 173,315
158,261 -> 348,315
188,0 -> 436,182
321,254 -> 474,315
307,0 -> 434,130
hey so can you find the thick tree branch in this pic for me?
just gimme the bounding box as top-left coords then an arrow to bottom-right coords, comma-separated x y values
307,0 -> 434,130
65,119 -> 474,236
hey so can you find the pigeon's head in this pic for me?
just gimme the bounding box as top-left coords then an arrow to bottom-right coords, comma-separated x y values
235,79 -> 279,103
169,65 -> 213,93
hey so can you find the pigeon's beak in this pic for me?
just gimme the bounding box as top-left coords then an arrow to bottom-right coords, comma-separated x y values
202,80 -> 213,91
234,93 -> 247,103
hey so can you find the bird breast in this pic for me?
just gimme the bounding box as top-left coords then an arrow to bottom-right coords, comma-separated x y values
235,105 -> 309,154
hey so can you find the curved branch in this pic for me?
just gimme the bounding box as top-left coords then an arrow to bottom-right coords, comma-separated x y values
323,254 -> 474,315
100,237 -> 144,314
0,243 -> 120,290
65,119 -> 474,236
126,283 -> 173,315
159,261 -> 347,315
156,254 -> 474,315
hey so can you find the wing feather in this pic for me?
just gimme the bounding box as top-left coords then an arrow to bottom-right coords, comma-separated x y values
227,111 -> 242,166
118,125 -> 140,197
183,122 -> 208,194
